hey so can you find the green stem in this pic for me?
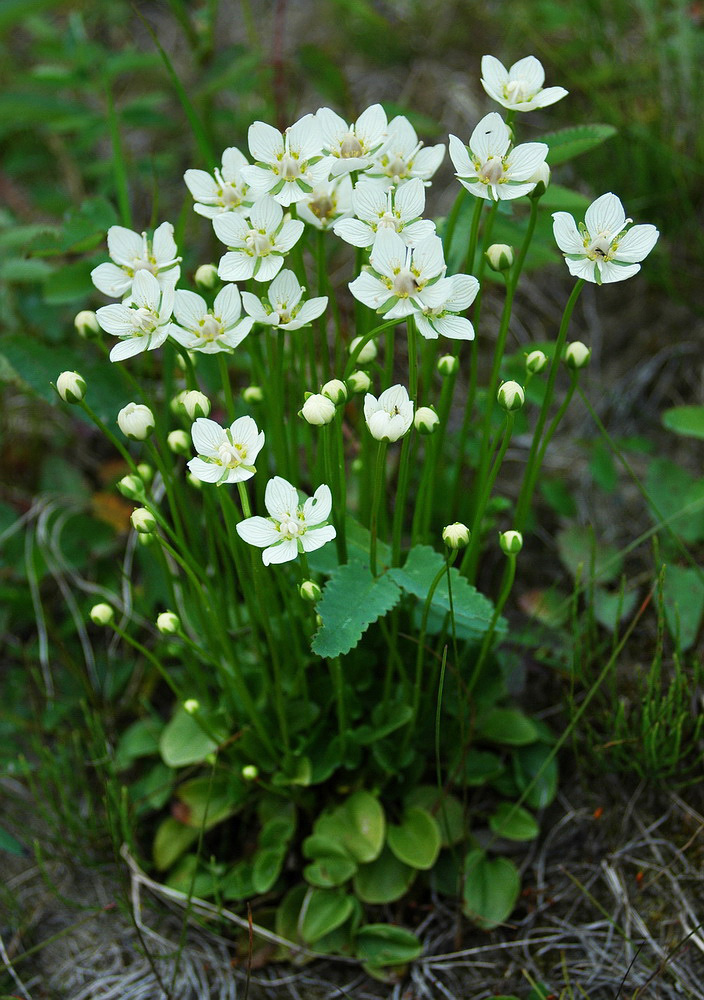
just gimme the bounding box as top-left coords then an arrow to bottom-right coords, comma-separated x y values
343,318 -> 399,378
461,412 -> 515,580
218,353 -> 234,420
391,432 -> 413,567
328,656 -> 347,754
369,441 -> 387,576
105,87 -> 131,228
467,554 -> 517,697
442,188 -> 467,262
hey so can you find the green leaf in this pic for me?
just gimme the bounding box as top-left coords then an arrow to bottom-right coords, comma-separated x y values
300,887 -> 354,944
303,835 -> 357,887
592,586 -> 639,631
114,717 -> 163,770
221,860 -> 255,901
662,564 -> 704,652
476,708 -> 538,746
645,460 -> 704,544
314,790 -> 385,864
489,802 -> 539,841
0,824 -> 27,857
556,524 -> 623,584
513,743 -> 558,809
537,184 -> 592,212
355,924 -> 422,966
252,847 -> 286,894
158,708 -> 220,767
165,854 -> 217,898
542,124 -> 617,166
312,561 -> 401,657
351,697 -> 413,744
353,845 -> 416,904
662,406 -> 704,440
42,258 -> 99,304
387,807 -> 441,870
308,515 -> 391,573
462,749 -> 505,785
388,545 -> 499,641
297,45 -> 348,105
405,786 -> 465,846
0,258 -> 52,282
176,776 -> 246,830
463,849 -> 521,930
152,817 -> 198,871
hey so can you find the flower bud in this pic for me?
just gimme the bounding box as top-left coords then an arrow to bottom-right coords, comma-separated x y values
136,462 -> 154,484
525,349 -> 549,374
299,580 -> 322,602
187,472 -> 203,489
131,507 -> 156,534
437,354 -> 459,376
351,457 -> 363,474
167,429 -> 190,455
347,370 -> 371,394
157,611 -> 181,634
528,162 -> 551,200
74,310 -> 100,339
182,390 -> 211,420
486,244 -> 514,272
349,335 -> 377,365
194,263 -> 219,290
243,385 -> 263,404
414,406 -> 439,435
242,764 -> 259,781
499,530 -> 523,555
170,390 -> 188,415
56,371 -> 86,404
183,698 -> 200,714
321,379 -> 348,405
564,341 -> 591,370
176,351 -> 197,372
443,522 -> 471,550
90,603 -> 114,626
117,474 -> 146,501
137,531 -> 156,547
301,392 -> 336,426
497,380 -> 525,412
118,402 -> 155,441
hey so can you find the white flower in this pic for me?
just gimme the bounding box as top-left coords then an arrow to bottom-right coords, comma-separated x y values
349,229 -> 449,320
213,196 -> 304,283
316,103 -> 388,176
296,175 -> 353,231
91,222 -> 181,298
364,384 -> 414,442
242,270 -> 327,330
117,402 -> 155,440
481,55 -> 568,112
236,477 -> 336,565
414,273 -> 479,341
184,146 -> 252,218
171,284 -> 253,353
449,113 -> 548,202
187,416 -> 265,486
241,115 -> 329,207
301,393 -> 336,425
552,192 -> 659,285
333,178 -> 436,249
97,271 -> 174,362
367,115 -> 445,188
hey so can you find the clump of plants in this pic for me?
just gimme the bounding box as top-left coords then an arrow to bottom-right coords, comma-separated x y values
53,54 -> 659,978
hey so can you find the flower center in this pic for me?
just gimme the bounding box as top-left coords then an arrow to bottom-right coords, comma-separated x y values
584,231 -> 614,260
310,194 -> 335,220
504,78 -> 533,103
377,210 -> 400,231
246,230 -> 272,255
198,315 -> 223,341
387,156 -> 408,180
479,155 -> 505,185
279,516 -> 303,538
218,441 -> 246,467
132,258 -> 159,276
132,306 -> 156,333
392,268 -> 419,297
340,132 -> 363,158
280,154 -> 302,180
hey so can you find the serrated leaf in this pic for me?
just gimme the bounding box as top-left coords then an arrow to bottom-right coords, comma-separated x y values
312,561 -> 401,657
388,545 -> 499,640
542,124 -> 617,166
387,807 -> 441,869
489,803 -> 539,841
308,515 -> 390,574
463,849 -> 520,930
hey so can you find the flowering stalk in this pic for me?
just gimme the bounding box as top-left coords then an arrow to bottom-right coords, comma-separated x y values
218,353 -> 235,419
343,318 -> 399,378
369,441 -> 388,576
390,317 -> 419,566
461,413 -> 515,580
466,550 -> 517,698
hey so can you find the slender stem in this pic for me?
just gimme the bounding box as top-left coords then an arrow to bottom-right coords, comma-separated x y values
369,441 -> 387,576
442,188 -> 467,262
461,412 -> 515,580
467,554 -> 517,697
328,657 -> 347,754
324,422 -> 345,562
316,229 -> 332,379
391,432 -> 413,567
105,87 -> 131,228
343,318 -> 399,378
464,195 -> 484,276
218,353 -> 234,419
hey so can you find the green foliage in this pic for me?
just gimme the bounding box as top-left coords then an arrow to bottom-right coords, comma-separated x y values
542,123 -> 617,165
462,849 -> 521,930
312,561 -> 402,657
662,406 -> 704,440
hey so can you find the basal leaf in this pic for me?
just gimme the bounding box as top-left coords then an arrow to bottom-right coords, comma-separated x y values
489,802 -> 539,842
463,849 -> 520,930
387,806 -> 441,870
662,564 -> 704,652
355,923 -> 422,965
353,845 -> 416,904
662,406 -> 704,440
312,561 -> 401,657
158,707 -> 220,767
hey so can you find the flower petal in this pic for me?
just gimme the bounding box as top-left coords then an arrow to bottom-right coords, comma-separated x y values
370,228 -> 407,277
174,289 -> 207,329
91,262 -> 132,298
109,337 -> 148,362
275,218 -> 305,253
237,516 -> 281,547
192,417 -> 225,456
152,222 -> 178,264
303,483 -> 332,525
187,457 -> 227,483
434,314 -> 475,340
213,212 -> 249,248
412,234 -> 446,280
130,270 -> 160,310
412,144 -> 445,180
552,212 -> 584,255
448,134 -> 473,177
333,218 -> 374,247
214,283 -> 243,327
470,113 -> 510,161
262,538 -> 298,565
300,524 -> 336,552
184,169 -> 219,202
96,303 -> 133,335
585,193 -> 626,239
107,226 -> 142,266
265,476 -> 300,520
218,251 -> 254,282
395,177 -> 425,220
531,86 -> 568,109
480,55 -> 508,101
613,224 -> 659,263
599,260 -> 642,283
447,273 -> 480,311
288,113 -> 323,161
509,55 -> 545,92
505,142 -> 548,181
249,121 -> 284,163
221,146 -> 249,178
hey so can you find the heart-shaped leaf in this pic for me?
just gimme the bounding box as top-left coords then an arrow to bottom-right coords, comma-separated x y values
387,807 -> 441,870
463,849 -> 520,930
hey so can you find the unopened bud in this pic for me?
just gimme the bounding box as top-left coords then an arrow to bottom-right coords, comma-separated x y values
347,370 -> 371,394
322,379 -> 348,405
349,335 -> 377,365
525,349 -> 548,374
74,310 -> 100,339
528,162 -> 551,200
194,263 -> 219,289
243,385 -> 263,404
414,406 -> 439,435
138,531 -> 156,547
242,764 -> 259,781
499,530 -> 523,555
167,429 -> 190,455
486,244 -> 514,272
182,390 -> 211,420
564,341 -> 591,370
497,380 -> 524,411
301,392 -> 336,425
117,402 -> 155,441
187,473 -> 203,489
157,611 -> 181,634
136,463 -> 154,484
183,698 -> 200,714
170,390 -> 188,415
299,580 -> 322,602
117,474 -> 145,501
437,354 -> 459,376
131,508 -> 156,534
176,351 -> 197,372
90,603 -> 114,626
56,371 -> 86,404
443,522 -> 471,550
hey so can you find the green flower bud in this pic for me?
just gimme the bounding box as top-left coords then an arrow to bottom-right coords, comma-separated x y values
187,472 -> 203,489
497,380 -> 525,412
170,390 -> 188,415
564,341 -> 591,370
301,392 -> 336,425
117,474 -> 146,501
499,530 -> 523,555
183,698 -> 200,714
182,390 -> 211,420
131,507 -> 156,534
136,463 -> 154,484
525,349 -> 548,374
486,243 -> 514,272
243,385 -> 264,404
242,764 -> 259,781
349,335 -> 377,365
442,522 -> 471,550
137,531 -> 157,547
90,603 -> 114,626
347,370 -> 371,394
437,354 -> 459,376
176,351 -> 197,372
528,162 -> 551,200
321,378 -> 348,405
157,611 -> 181,634
167,429 -> 190,455
117,402 -> 155,441
414,406 -> 439,435
299,580 -> 322,602
74,310 -> 100,339
56,371 -> 86,404
194,263 -> 219,290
